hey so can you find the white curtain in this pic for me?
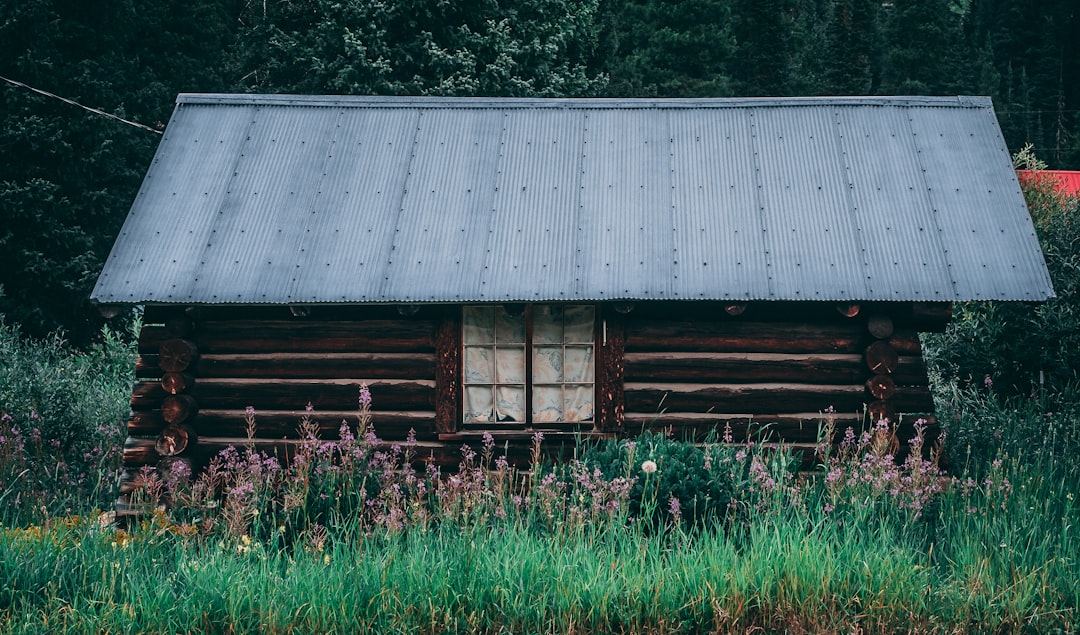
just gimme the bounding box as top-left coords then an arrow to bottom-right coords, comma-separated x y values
463,305 -> 594,424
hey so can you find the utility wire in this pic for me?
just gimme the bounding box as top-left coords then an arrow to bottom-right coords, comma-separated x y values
0,74 -> 163,135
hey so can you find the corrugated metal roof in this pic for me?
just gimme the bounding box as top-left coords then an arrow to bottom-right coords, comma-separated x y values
92,94 -> 1055,305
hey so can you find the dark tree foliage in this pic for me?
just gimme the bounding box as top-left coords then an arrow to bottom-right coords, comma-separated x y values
228,0 -> 605,97
731,0 -> 798,96
878,0 -> 966,94
820,0 -> 881,94
1,0 -> 1079,341
601,0 -> 736,97
0,0 -> 241,345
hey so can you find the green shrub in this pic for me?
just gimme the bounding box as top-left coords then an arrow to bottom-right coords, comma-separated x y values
0,321 -> 135,523
923,148 -> 1080,404
580,430 -> 735,528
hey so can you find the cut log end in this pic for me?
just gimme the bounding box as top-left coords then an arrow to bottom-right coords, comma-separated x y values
161,372 -> 195,395
864,341 -> 899,374
866,374 -> 897,400
161,394 -> 199,425
867,314 -> 895,339
158,339 -> 199,373
836,303 -> 861,318
155,424 -> 196,456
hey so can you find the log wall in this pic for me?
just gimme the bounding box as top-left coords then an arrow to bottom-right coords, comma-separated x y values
618,302 -> 944,452
121,301 -> 947,505
122,305 -> 445,506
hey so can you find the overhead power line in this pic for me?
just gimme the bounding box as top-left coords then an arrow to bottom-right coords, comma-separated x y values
0,74 -> 163,135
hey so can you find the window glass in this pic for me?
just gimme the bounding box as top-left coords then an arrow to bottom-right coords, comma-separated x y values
463,304 -> 594,425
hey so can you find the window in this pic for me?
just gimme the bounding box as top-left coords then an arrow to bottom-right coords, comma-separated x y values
462,305 -> 595,424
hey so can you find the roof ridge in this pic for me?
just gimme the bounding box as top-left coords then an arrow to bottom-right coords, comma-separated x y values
176,94 -> 992,110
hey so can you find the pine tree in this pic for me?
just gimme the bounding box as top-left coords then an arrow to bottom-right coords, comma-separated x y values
603,0 -> 737,97
731,0 -> 798,96
820,0 -> 881,94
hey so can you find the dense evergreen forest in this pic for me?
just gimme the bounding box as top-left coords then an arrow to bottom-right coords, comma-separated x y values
2,0 -> 1077,344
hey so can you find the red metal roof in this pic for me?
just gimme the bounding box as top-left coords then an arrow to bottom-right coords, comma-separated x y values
1017,170 -> 1080,195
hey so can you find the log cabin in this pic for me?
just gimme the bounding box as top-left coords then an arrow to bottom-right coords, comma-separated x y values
91,94 -> 1054,492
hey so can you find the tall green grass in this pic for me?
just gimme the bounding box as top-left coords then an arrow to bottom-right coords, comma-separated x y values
2,454 -> 1076,634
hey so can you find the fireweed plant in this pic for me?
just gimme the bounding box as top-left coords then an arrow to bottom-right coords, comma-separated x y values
125,386 -> 949,548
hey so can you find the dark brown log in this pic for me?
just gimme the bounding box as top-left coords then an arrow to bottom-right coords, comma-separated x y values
118,468 -> 140,495
161,373 -> 195,395
142,306 -> 176,324
865,341 -> 899,374
195,352 -> 435,380
187,379 -> 434,411
891,385 -> 935,413
163,316 -> 194,338
193,320 -> 436,354
434,311 -> 461,434
622,411 -> 864,443
836,303 -> 861,318
623,352 -> 930,386
596,314 -> 626,432
162,394 -> 198,425
912,302 -> 953,323
136,355 -> 162,379
624,352 -> 868,384
124,436 -> 159,467
131,381 -> 166,409
158,339 -> 199,372
724,303 -> 748,316
624,382 -> 866,414
867,315 -> 895,339
156,424 -> 196,456
191,408 -> 437,441
129,411 -> 165,435
866,374 -> 897,400
132,379 -> 434,412
625,321 -> 865,354
889,332 -> 922,355
137,325 -> 168,354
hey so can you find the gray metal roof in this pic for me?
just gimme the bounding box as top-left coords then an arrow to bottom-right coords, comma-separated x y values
92,94 -> 1055,305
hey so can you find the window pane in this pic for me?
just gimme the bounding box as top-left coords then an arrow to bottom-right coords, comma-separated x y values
564,385 -> 594,422
496,310 -> 525,343
463,386 -> 494,423
533,305 -> 563,344
463,307 -> 494,344
533,346 -> 563,383
464,346 -> 495,384
495,347 -> 525,384
532,385 -> 563,423
564,306 -> 594,343
563,346 -> 594,383
495,386 -> 525,422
